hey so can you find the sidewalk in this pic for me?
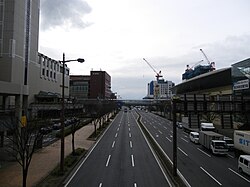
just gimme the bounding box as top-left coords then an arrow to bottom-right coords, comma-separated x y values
0,123 -> 95,187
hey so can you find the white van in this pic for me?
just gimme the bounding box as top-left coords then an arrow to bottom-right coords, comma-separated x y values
238,155 -> 250,175
189,132 -> 199,144
200,122 -> 215,131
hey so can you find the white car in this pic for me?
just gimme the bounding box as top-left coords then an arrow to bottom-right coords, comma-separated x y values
238,155 -> 250,175
189,132 -> 199,144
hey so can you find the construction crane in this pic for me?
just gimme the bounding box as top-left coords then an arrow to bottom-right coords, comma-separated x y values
200,49 -> 211,64
190,60 -> 204,69
143,58 -> 163,81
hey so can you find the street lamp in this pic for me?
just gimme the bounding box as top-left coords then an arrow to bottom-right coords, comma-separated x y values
60,53 -> 84,173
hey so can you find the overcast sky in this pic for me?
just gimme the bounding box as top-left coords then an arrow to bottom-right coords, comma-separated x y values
39,0 -> 250,99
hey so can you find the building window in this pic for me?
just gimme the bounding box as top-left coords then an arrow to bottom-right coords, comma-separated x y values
50,71 -> 52,78
43,58 -> 46,66
54,72 -> 56,79
42,68 -> 45,76
46,70 -> 49,77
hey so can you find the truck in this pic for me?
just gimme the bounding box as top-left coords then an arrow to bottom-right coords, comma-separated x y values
200,122 -> 215,131
199,131 -> 228,155
234,130 -> 250,155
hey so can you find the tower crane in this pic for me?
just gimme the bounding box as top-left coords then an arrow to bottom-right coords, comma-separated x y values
200,49 -> 211,64
142,58 -> 163,81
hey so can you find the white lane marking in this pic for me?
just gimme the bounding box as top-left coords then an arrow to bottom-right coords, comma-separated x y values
197,148 -> 211,157
99,183 -> 102,187
112,141 -> 115,148
228,168 -> 250,183
106,155 -> 111,167
153,126 -> 156,129
128,123 -> 130,126
170,130 -> 173,134
129,127 -> 131,131
181,137 -> 189,143
178,147 -> 188,156
117,127 -> 119,131
134,183 -> 137,187
158,130 -> 163,134
130,141 -> 133,148
200,167 -> 222,186
156,134 -> 159,138
131,155 -> 135,167
166,137 -> 172,142
227,153 -> 234,158
164,126 -> 168,130
115,133 -> 118,138
129,132 -> 132,138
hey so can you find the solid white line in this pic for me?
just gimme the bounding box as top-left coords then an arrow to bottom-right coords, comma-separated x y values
112,141 -> 115,148
99,183 -> 102,187
115,133 -> 118,138
106,155 -> 111,167
200,167 -> 222,186
228,168 -> 250,183
181,137 -> 188,143
131,155 -> 135,167
197,148 -> 211,157
178,147 -> 188,156
166,137 -> 172,142
129,132 -> 132,138
130,141 -> 133,148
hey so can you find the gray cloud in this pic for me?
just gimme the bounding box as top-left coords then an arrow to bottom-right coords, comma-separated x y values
40,0 -> 92,30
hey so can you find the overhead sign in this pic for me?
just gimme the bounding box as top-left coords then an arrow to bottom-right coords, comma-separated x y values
233,79 -> 249,90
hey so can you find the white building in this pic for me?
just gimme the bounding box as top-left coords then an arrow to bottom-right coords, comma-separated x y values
147,79 -> 175,99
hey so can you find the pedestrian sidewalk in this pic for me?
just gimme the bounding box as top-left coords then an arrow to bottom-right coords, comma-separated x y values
0,123 -> 95,187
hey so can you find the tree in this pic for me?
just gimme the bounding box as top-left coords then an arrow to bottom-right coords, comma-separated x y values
4,118 -> 43,187
70,118 -> 81,155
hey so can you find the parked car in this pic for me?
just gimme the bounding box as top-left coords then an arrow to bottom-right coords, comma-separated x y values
40,126 -> 52,135
189,132 -> 199,144
238,155 -> 250,175
53,122 -> 61,130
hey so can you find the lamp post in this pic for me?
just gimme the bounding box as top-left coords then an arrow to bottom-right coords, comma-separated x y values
60,53 -> 84,173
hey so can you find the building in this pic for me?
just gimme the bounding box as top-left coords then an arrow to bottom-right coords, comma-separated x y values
70,71 -> 112,100
89,71 -> 111,99
0,0 -> 40,116
147,79 -> 174,99
70,75 -> 90,101
0,1 -> 70,118
172,58 -> 250,130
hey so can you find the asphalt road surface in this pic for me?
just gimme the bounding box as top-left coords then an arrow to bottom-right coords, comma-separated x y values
139,110 -> 250,187
64,110 -> 172,187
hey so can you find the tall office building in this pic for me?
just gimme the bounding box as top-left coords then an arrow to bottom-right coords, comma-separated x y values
0,0 -> 40,113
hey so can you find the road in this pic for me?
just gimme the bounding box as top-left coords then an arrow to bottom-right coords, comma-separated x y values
64,110 -> 172,187
139,110 -> 250,187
